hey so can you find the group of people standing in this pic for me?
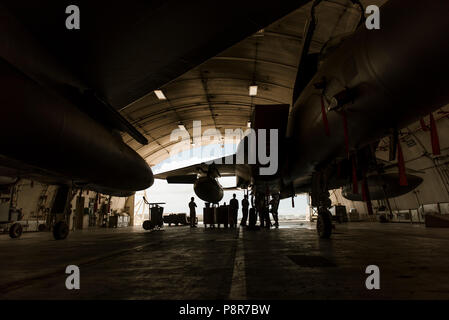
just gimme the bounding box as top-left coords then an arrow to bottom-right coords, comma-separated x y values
188,193 -> 280,229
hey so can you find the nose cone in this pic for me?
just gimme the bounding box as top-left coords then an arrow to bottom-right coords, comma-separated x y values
134,157 -> 154,190
113,144 -> 154,192
143,163 -> 155,189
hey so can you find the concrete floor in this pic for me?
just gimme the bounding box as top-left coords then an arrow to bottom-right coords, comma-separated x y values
1,221 -> 449,299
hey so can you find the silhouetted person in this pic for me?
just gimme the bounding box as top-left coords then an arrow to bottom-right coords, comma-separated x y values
262,206 -> 271,229
270,194 -> 280,228
189,197 -> 197,228
229,194 -> 239,228
247,193 -> 259,231
255,193 -> 267,227
240,195 -> 249,226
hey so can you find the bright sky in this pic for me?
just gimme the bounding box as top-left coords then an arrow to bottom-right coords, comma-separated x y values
136,143 -> 309,219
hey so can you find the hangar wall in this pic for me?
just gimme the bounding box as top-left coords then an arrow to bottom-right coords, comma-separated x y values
8,180 -> 132,231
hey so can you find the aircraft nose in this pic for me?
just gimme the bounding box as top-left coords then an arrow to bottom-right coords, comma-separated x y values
144,165 -> 155,189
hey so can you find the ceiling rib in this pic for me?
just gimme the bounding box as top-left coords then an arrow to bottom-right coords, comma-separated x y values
127,115 -> 250,146
140,124 -> 248,158
135,123 -> 170,155
211,56 -> 298,71
124,80 -> 293,116
126,96 -> 287,124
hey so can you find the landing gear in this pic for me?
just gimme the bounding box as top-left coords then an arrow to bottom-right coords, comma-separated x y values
317,209 -> 332,238
255,192 -> 271,229
142,220 -> 154,230
311,172 -> 334,239
9,223 -> 23,239
47,186 -> 73,240
53,221 -> 69,240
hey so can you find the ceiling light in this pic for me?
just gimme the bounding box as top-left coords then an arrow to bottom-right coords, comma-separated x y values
247,121 -> 251,128
178,122 -> 186,131
254,29 -> 265,37
249,85 -> 258,96
154,90 -> 166,100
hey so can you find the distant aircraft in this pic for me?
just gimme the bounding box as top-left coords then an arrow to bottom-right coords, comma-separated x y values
155,0 -> 449,238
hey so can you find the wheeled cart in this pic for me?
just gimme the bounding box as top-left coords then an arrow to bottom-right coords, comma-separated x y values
203,203 -> 217,228
142,198 -> 165,231
163,213 -> 188,226
216,204 -> 233,228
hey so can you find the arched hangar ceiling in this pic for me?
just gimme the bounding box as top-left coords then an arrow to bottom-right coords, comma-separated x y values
121,0 -> 386,166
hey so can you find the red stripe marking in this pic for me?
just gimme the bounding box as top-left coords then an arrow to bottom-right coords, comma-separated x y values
420,118 -> 429,132
352,155 -> 358,194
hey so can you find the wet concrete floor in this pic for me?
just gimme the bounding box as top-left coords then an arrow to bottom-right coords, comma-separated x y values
1,221 -> 449,299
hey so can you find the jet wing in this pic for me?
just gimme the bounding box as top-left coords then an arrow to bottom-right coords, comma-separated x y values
154,154 -> 243,182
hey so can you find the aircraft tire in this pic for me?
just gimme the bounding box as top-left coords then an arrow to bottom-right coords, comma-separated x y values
143,220 -> 152,230
317,211 -> 332,239
53,221 -> 69,240
9,223 -> 23,239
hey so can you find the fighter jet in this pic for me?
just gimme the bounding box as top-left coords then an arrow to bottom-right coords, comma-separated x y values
0,1 -> 304,237
155,0 -> 449,238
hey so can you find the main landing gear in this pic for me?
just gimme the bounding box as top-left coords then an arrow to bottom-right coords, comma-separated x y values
9,222 -> 23,239
53,221 -> 69,240
317,207 -> 332,238
311,173 -> 333,239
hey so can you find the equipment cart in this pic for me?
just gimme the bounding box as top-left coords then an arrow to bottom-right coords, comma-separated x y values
142,197 -> 165,230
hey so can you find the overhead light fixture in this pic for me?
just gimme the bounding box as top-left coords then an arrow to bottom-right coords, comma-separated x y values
247,121 -> 251,128
249,85 -> 258,96
154,90 -> 167,100
178,122 -> 186,131
254,29 -> 265,38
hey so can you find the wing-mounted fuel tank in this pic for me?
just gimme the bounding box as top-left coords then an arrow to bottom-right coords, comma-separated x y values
342,173 -> 423,202
161,163 -> 224,203
192,164 -> 224,203
194,176 -> 224,204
